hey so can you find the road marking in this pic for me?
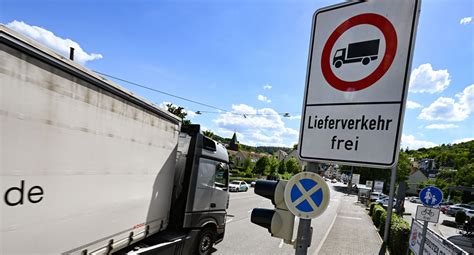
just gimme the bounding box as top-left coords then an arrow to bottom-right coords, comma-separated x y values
338,216 -> 362,220
226,219 -> 233,224
314,212 -> 338,255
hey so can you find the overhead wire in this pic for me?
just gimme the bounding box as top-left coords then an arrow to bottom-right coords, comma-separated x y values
94,70 -> 300,118
93,70 -> 301,138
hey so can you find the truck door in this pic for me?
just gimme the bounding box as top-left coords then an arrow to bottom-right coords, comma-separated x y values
193,158 -> 217,211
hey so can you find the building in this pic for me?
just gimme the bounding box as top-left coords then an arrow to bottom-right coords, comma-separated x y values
274,150 -> 288,162
406,170 -> 428,195
228,132 -> 239,151
228,150 -> 269,168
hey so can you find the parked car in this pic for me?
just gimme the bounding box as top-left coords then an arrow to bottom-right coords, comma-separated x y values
465,209 -> 474,220
448,204 -> 474,216
376,197 -> 397,207
229,181 -> 249,192
370,192 -> 387,202
250,181 -> 256,187
439,202 -> 454,214
409,197 -> 422,204
331,179 -> 337,183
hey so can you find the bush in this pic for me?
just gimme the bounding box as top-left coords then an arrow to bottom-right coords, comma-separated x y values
372,204 -> 384,227
455,210 -> 467,225
389,216 -> 410,255
369,204 -> 411,255
379,210 -> 388,235
368,202 -> 377,216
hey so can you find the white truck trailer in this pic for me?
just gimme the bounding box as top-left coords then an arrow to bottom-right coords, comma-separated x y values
0,25 -> 230,255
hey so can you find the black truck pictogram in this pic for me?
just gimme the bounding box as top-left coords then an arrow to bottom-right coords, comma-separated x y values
333,39 -> 380,68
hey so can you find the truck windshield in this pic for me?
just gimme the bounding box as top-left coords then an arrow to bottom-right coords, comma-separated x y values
334,49 -> 343,57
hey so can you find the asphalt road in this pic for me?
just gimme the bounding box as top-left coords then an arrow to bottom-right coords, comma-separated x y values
213,181 -> 346,255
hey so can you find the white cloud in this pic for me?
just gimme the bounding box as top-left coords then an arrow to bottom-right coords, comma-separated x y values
6,20 -> 102,65
401,134 -> 437,150
214,104 -> 298,146
409,64 -> 450,93
186,110 -> 197,119
406,100 -> 422,109
287,115 -> 301,120
425,124 -> 459,129
452,137 -> 474,144
458,84 -> 474,113
418,84 -> 474,121
460,17 -> 472,25
257,94 -> 271,103
263,84 -> 272,90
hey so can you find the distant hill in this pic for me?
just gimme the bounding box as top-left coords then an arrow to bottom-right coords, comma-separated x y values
211,134 -> 292,154
406,140 -> 474,169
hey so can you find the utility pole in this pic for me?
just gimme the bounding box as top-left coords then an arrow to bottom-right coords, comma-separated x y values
295,162 -> 318,255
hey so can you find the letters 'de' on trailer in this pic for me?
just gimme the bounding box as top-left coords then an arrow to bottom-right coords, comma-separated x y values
299,0 -> 421,168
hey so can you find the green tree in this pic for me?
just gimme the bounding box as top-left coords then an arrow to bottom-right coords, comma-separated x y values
253,157 -> 270,176
166,103 -> 191,125
278,160 -> 287,174
286,158 -> 300,174
267,157 -> 279,176
396,151 -> 411,183
455,163 -> 474,187
202,130 -> 215,139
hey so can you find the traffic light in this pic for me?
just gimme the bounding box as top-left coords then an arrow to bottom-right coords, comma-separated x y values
250,180 -> 295,244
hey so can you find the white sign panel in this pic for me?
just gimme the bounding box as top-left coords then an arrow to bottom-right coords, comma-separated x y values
366,180 -> 373,190
299,0 -> 421,168
352,174 -> 360,185
374,180 -> 384,193
409,220 -> 468,255
415,206 -> 440,223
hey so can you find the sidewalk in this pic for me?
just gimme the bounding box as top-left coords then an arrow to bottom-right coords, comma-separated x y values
316,195 -> 384,255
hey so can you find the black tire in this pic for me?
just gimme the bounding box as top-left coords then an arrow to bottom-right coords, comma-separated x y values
362,57 -> 370,65
195,228 -> 214,255
334,60 -> 343,68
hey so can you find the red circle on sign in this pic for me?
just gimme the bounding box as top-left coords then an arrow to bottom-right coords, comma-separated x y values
321,13 -> 397,92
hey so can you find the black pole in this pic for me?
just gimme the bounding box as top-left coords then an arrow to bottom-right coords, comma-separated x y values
69,47 -> 75,61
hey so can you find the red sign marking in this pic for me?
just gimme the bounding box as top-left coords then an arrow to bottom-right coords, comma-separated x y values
321,13 -> 397,92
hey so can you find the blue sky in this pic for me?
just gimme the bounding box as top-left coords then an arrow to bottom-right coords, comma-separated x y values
1,0 -> 473,149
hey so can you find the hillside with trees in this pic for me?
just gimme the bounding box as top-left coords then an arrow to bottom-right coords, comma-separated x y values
405,140 -> 474,170
406,140 -> 474,203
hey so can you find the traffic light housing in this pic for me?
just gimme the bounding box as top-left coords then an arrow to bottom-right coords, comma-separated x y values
250,180 -> 295,244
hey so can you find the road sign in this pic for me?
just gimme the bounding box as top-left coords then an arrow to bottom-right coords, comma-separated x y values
374,180 -> 384,193
409,219 -> 468,255
415,206 -> 440,223
284,172 -> 330,219
419,186 -> 443,207
298,0 -> 421,168
352,174 -> 360,185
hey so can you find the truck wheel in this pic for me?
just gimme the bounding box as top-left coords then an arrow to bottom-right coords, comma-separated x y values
334,60 -> 343,68
196,228 -> 214,255
362,57 -> 370,65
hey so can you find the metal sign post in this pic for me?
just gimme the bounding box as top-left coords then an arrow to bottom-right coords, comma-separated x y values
383,164 -> 397,243
289,162 -> 330,255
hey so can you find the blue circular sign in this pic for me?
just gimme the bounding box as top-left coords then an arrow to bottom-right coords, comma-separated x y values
419,186 -> 443,207
284,172 -> 330,219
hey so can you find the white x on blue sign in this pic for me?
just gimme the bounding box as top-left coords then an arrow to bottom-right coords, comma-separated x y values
290,178 -> 324,212
284,172 -> 330,219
